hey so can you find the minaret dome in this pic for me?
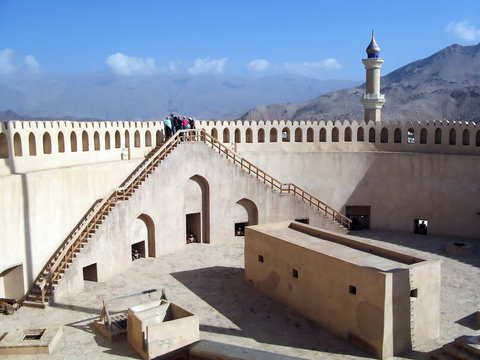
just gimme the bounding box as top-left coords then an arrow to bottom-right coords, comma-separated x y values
366,30 -> 381,58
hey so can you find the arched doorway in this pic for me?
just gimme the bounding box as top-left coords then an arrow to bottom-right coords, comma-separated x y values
184,175 -> 210,243
130,214 -> 156,259
137,214 -> 156,258
233,198 -> 259,236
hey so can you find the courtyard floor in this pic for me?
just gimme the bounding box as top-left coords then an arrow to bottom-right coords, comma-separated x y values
1,231 -> 479,359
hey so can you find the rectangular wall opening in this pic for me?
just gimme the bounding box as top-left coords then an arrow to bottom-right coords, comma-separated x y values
83,263 -> 98,282
410,288 -> 418,298
292,269 -> 299,278
132,241 -> 146,261
258,255 -> 264,263
346,206 -> 371,230
414,219 -> 428,235
349,285 -> 357,295
22,329 -> 45,340
295,218 -> 310,224
235,222 -> 247,236
186,212 -> 201,243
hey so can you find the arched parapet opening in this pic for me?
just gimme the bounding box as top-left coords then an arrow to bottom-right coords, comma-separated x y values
380,127 -> 388,143
43,132 -> 52,154
28,132 -> 37,156
270,128 -> 278,143
344,127 -> 352,142
368,127 -> 376,143
185,174 -> 210,244
0,132 -> 9,158
234,128 -> 241,143
13,133 -> 22,156
462,129 -> 470,146
294,127 -> 303,142
332,127 -> 339,142
258,128 -> 265,143
246,128 -> 253,143
222,128 -> 230,143
449,128 -> 456,145
307,127 -> 314,142
281,127 -> 290,142
420,128 -> 428,144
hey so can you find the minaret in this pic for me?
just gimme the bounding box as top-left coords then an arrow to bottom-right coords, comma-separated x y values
361,30 -> 385,123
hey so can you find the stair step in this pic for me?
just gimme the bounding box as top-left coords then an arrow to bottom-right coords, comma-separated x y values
454,336 -> 480,357
443,344 -> 478,360
22,300 -> 49,309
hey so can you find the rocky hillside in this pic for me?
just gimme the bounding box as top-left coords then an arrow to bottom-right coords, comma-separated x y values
237,43 -> 480,123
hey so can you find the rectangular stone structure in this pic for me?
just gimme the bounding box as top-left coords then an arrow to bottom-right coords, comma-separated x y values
0,327 -> 62,355
127,299 -> 199,360
244,221 -> 440,359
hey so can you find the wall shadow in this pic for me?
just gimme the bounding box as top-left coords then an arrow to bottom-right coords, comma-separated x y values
172,266 -> 372,358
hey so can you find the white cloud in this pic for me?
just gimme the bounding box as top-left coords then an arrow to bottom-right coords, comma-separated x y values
188,57 -> 228,75
446,21 -> 480,41
24,55 -> 41,74
0,49 -> 16,74
106,53 -> 156,75
282,58 -> 342,76
246,59 -> 270,72
244,57 -> 341,77
168,61 -> 181,73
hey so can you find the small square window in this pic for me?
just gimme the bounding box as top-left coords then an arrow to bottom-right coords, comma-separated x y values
292,269 -> 299,278
258,255 -> 264,263
410,288 -> 418,298
349,285 -> 356,295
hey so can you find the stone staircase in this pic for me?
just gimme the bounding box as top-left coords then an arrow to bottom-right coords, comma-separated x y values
430,335 -> 480,360
23,129 -> 351,308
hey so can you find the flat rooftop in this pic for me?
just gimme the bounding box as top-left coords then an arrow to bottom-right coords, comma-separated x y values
250,222 -> 424,272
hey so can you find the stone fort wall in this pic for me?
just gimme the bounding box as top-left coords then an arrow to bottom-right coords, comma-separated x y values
0,118 -> 478,175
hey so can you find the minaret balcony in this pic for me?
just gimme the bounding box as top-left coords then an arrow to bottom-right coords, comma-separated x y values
361,93 -> 386,109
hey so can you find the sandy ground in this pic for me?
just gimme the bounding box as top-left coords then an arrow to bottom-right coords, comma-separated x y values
1,231 -> 479,360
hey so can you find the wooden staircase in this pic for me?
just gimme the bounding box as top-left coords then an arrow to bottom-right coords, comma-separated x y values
23,130 -> 351,308
430,335 -> 480,360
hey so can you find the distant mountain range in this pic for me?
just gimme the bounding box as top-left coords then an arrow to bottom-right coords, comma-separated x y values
236,43 -> 480,123
0,73 -> 358,121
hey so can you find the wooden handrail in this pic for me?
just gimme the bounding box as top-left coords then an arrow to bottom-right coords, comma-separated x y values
199,129 -> 351,229
36,131 -> 187,300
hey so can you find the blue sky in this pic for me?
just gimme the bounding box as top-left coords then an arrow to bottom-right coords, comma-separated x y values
1,0 -> 480,80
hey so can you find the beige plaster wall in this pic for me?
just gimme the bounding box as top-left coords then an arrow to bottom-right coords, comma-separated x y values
237,150 -> 480,239
55,142 -> 342,299
0,159 -> 141,295
244,225 -> 392,358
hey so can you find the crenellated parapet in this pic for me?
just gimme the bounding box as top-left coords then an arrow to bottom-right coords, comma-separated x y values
1,118 -> 479,175
0,120 -> 166,174
198,119 -> 480,155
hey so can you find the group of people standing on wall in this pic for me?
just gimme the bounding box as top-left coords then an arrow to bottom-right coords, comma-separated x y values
164,114 -> 196,140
